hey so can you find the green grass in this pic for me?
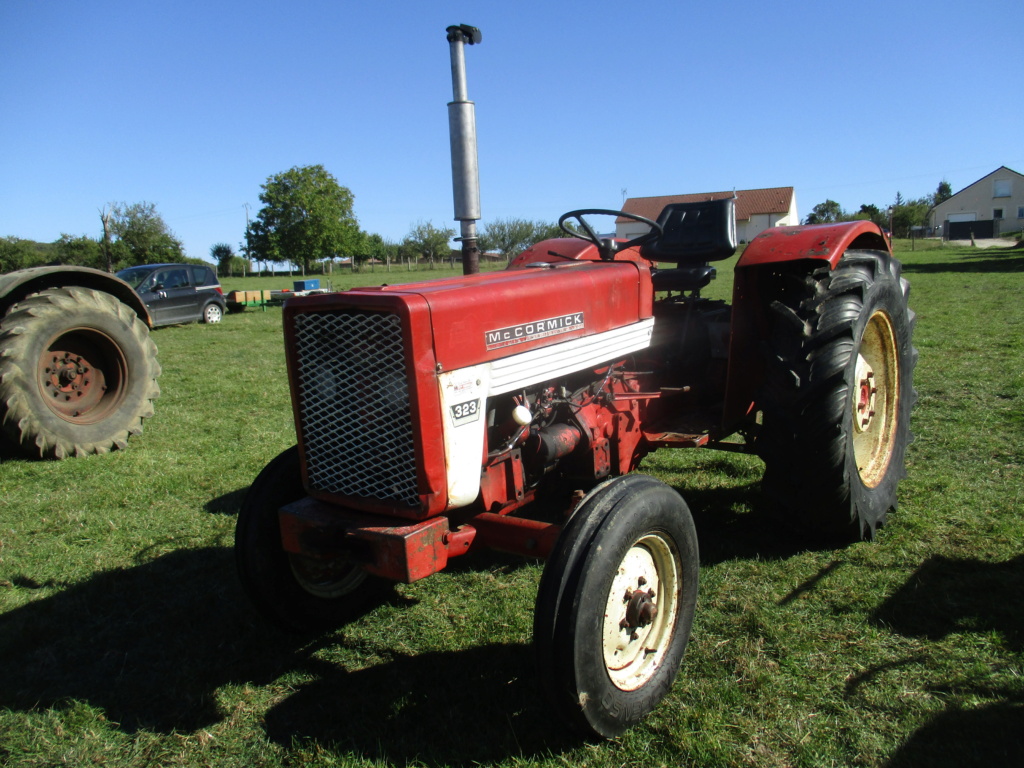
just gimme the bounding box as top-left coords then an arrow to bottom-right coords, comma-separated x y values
218,261 -> 508,294
2,240 -> 1023,767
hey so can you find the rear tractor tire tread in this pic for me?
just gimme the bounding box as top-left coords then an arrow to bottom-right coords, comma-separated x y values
756,250 -> 917,541
0,287 -> 160,459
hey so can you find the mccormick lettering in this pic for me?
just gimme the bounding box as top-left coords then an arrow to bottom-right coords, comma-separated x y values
485,313 -> 585,350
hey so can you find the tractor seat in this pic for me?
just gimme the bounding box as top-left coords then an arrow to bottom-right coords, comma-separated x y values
651,264 -> 716,293
642,198 -> 737,293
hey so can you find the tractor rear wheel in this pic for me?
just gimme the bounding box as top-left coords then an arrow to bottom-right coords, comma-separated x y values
534,475 -> 699,738
0,287 -> 161,459
757,250 -> 917,541
235,446 -> 391,633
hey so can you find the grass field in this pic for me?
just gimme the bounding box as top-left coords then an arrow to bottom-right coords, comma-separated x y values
1,239 -> 1022,767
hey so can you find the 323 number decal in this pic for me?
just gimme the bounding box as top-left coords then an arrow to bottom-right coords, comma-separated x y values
450,398 -> 481,425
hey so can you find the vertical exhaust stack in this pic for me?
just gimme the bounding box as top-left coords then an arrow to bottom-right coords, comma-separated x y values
446,24 -> 482,275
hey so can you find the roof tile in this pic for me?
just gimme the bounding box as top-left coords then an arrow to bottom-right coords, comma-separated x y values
619,187 -> 794,222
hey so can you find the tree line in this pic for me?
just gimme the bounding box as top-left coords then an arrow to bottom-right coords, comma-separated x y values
1,202 -> 192,274
803,180 -> 953,237
2,163 -> 566,277
236,164 -> 563,275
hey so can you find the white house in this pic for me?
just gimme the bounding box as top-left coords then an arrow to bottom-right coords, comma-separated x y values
617,187 -> 798,244
930,166 -> 1024,239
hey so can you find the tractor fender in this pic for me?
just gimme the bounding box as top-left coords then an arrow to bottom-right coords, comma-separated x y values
721,221 -> 891,432
0,266 -> 153,326
736,220 -> 889,270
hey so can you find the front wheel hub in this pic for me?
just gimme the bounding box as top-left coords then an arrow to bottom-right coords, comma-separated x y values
602,535 -> 680,691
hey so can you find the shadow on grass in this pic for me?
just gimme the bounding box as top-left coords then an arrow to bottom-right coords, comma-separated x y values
674,478 -> 835,565
866,554 -> 1024,767
263,643 -> 578,765
0,545 -> 575,762
872,554 -> 1024,652
0,547 -> 309,732
205,486 -> 247,515
901,248 -> 1024,275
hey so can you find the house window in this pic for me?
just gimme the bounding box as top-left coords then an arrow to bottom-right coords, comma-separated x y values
993,209 -> 1004,220
1018,206 -> 1024,219
994,179 -> 1012,198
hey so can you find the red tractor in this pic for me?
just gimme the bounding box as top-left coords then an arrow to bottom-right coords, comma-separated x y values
235,200 -> 917,737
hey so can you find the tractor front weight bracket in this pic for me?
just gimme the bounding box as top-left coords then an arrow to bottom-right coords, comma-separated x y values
278,497 -> 561,584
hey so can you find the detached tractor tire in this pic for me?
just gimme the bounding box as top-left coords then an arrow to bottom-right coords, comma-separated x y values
534,474 -> 699,739
235,446 -> 392,633
757,250 -> 917,541
0,287 -> 161,459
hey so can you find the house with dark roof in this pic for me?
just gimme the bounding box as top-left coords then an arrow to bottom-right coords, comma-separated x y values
616,187 -> 798,244
929,166 -> 1024,239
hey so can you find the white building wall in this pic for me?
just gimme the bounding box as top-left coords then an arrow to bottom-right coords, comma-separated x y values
931,168 -> 1024,236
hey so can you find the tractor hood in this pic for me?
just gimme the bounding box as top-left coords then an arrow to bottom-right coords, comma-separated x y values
287,260 -> 654,374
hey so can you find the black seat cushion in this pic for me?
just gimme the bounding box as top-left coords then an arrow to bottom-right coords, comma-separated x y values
651,265 -> 716,293
642,198 -> 737,265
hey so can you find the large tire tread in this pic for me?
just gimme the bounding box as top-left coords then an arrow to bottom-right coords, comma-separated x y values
756,250 -> 917,541
0,287 -> 160,459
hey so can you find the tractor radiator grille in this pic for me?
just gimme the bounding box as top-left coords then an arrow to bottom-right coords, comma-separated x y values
292,310 -> 419,507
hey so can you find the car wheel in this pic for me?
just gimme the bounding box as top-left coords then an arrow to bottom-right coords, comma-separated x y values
203,302 -> 223,324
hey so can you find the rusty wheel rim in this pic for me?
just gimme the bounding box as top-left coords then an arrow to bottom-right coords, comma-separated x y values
601,532 -> 681,691
853,310 -> 900,487
288,555 -> 368,599
37,328 -> 129,425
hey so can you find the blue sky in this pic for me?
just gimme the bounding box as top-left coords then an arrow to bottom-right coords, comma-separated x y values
2,0 -> 1022,262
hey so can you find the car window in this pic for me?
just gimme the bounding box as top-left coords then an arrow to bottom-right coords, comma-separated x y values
116,267 -> 151,290
191,266 -> 215,286
154,267 -> 191,290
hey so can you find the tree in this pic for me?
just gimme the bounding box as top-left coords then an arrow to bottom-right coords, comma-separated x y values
54,234 -> 103,269
532,221 -> 564,242
479,218 -> 562,262
246,164 -> 360,274
107,202 -> 185,268
804,199 -> 845,225
934,179 -> 953,207
356,232 -> 395,272
0,236 -> 38,273
402,221 -> 455,268
479,218 -> 537,262
853,204 -> 887,228
211,242 -> 244,276
890,196 -> 931,238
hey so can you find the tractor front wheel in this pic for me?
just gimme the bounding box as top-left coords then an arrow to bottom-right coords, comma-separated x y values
534,475 -> 699,738
235,446 -> 391,632
757,250 -> 917,541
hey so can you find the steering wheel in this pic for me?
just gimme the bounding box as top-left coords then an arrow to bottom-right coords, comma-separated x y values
558,208 -> 664,260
